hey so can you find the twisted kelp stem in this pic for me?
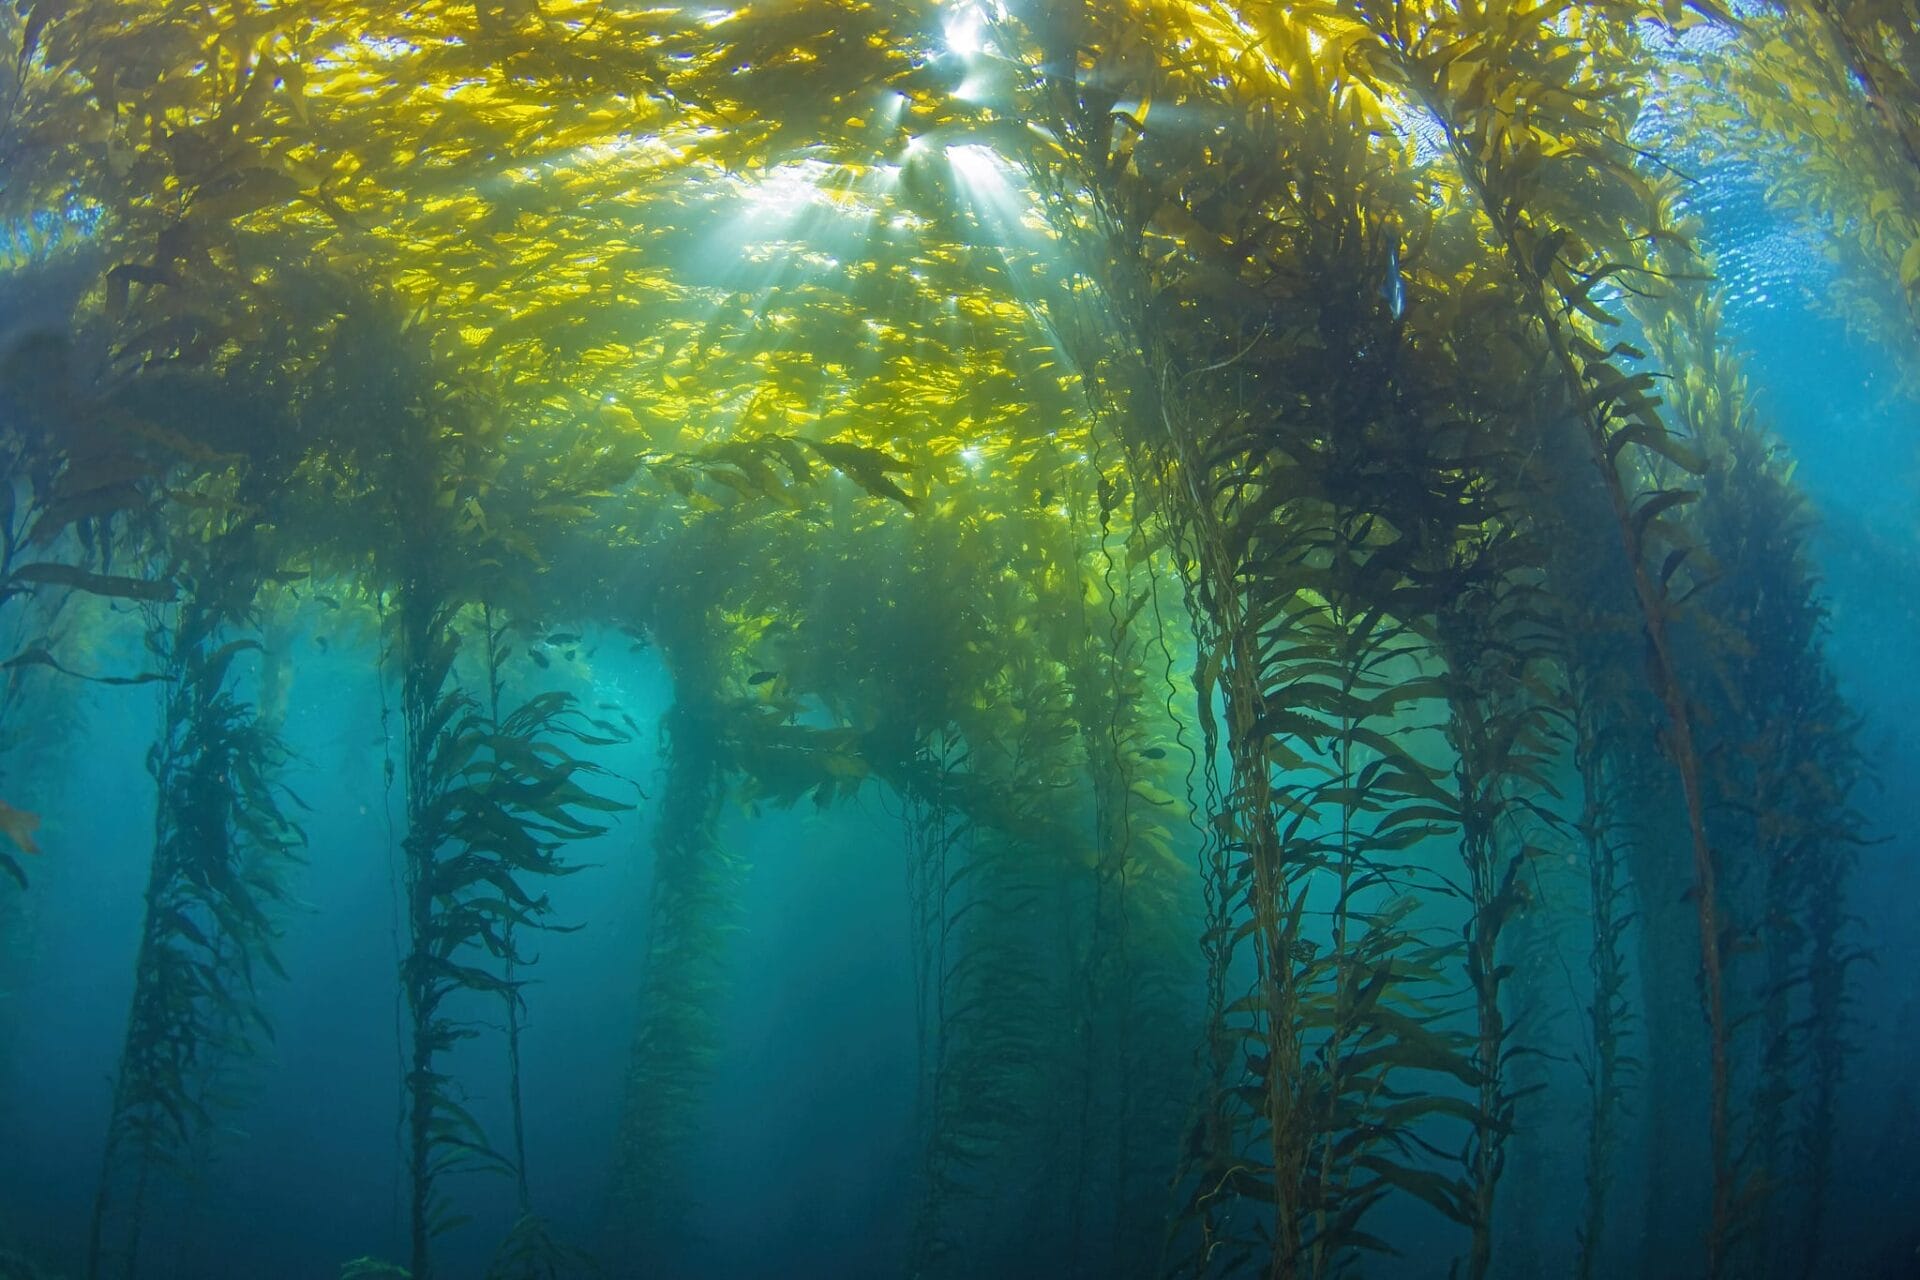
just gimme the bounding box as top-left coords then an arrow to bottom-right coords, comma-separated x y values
1059,470 -> 1199,1277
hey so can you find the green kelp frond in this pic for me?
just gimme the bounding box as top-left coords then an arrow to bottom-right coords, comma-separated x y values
338,1258 -> 411,1280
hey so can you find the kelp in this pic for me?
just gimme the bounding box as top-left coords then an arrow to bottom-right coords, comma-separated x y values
285,293 -> 633,1280
602,650 -> 740,1260
1566,650 -> 1641,1280
1057,466 -> 1204,1277
87,511 -> 303,1280
1426,554 -> 1566,1280
1637,259 -> 1869,1277
1687,0 -> 1920,366
1342,0 -> 1751,1267
72,308 -> 339,1278
0,0 -> 1890,1276
985,8 -> 1528,1272
389,521 -> 626,1280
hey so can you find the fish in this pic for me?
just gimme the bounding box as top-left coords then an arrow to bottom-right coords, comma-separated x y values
1381,241 -> 1405,321
547,632 -> 581,645
748,670 -> 777,685
0,800 -> 42,855
1140,746 -> 1167,760
530,649 -> 551,669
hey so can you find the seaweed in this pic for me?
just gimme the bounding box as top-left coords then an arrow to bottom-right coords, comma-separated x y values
1638,261 -> 1870,1277
1567,640 -> 1644,1280
86,503 -> 302,1280
602,648 -> 741,1260
0,3 -> 1891,1276
291,295 -> 631,1280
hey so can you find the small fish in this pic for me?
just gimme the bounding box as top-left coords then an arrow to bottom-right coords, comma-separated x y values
1140,747 -> 1167,760
1381,240 -> 1405,321
315,594 -> 342,609
530,649 -> 551,669
564,649 -> 577,661
0,799 -> 41,855
748,670 -> 777,685
547,632 -> 581,645
315,635 -> 330,653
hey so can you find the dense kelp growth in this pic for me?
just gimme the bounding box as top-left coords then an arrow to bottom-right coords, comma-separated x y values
0,0 -> 1906,1276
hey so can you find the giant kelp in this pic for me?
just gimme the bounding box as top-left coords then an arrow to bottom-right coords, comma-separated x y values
285,296 -> 632,1279
1636,260 -> 1869,1277
0,0 -> 1888,1276
84,359 -> 312,1279
1690,0 -> 1920,366
87,518 -> 302,1280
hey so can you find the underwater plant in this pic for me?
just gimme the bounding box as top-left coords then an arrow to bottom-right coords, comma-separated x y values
0,320 -> 186,890
87,461 -> 305,1280
603,633 -> 741,1260
1565,647 -> 1642,1280
0,0 -> 1892,1277
1636,257 -> 1869,1277
1691,0 -> 1920,366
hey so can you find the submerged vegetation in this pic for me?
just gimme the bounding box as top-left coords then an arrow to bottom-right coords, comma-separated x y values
0,0 -> 1905,1276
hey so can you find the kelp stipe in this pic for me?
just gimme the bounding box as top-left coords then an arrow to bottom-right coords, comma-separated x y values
1426,548 -> 1567,1280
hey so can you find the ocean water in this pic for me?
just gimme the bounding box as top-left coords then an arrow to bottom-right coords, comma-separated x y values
0,4 -> 1917,1279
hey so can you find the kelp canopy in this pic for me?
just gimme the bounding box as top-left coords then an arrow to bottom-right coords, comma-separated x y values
0,0 -> 1909,1277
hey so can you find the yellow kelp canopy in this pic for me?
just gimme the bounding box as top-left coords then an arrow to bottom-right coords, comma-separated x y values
0,1 -> 1104,501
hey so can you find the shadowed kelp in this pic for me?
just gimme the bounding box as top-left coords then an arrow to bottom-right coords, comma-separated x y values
88,489 -> 304,1280
287,295 -> 630,1280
